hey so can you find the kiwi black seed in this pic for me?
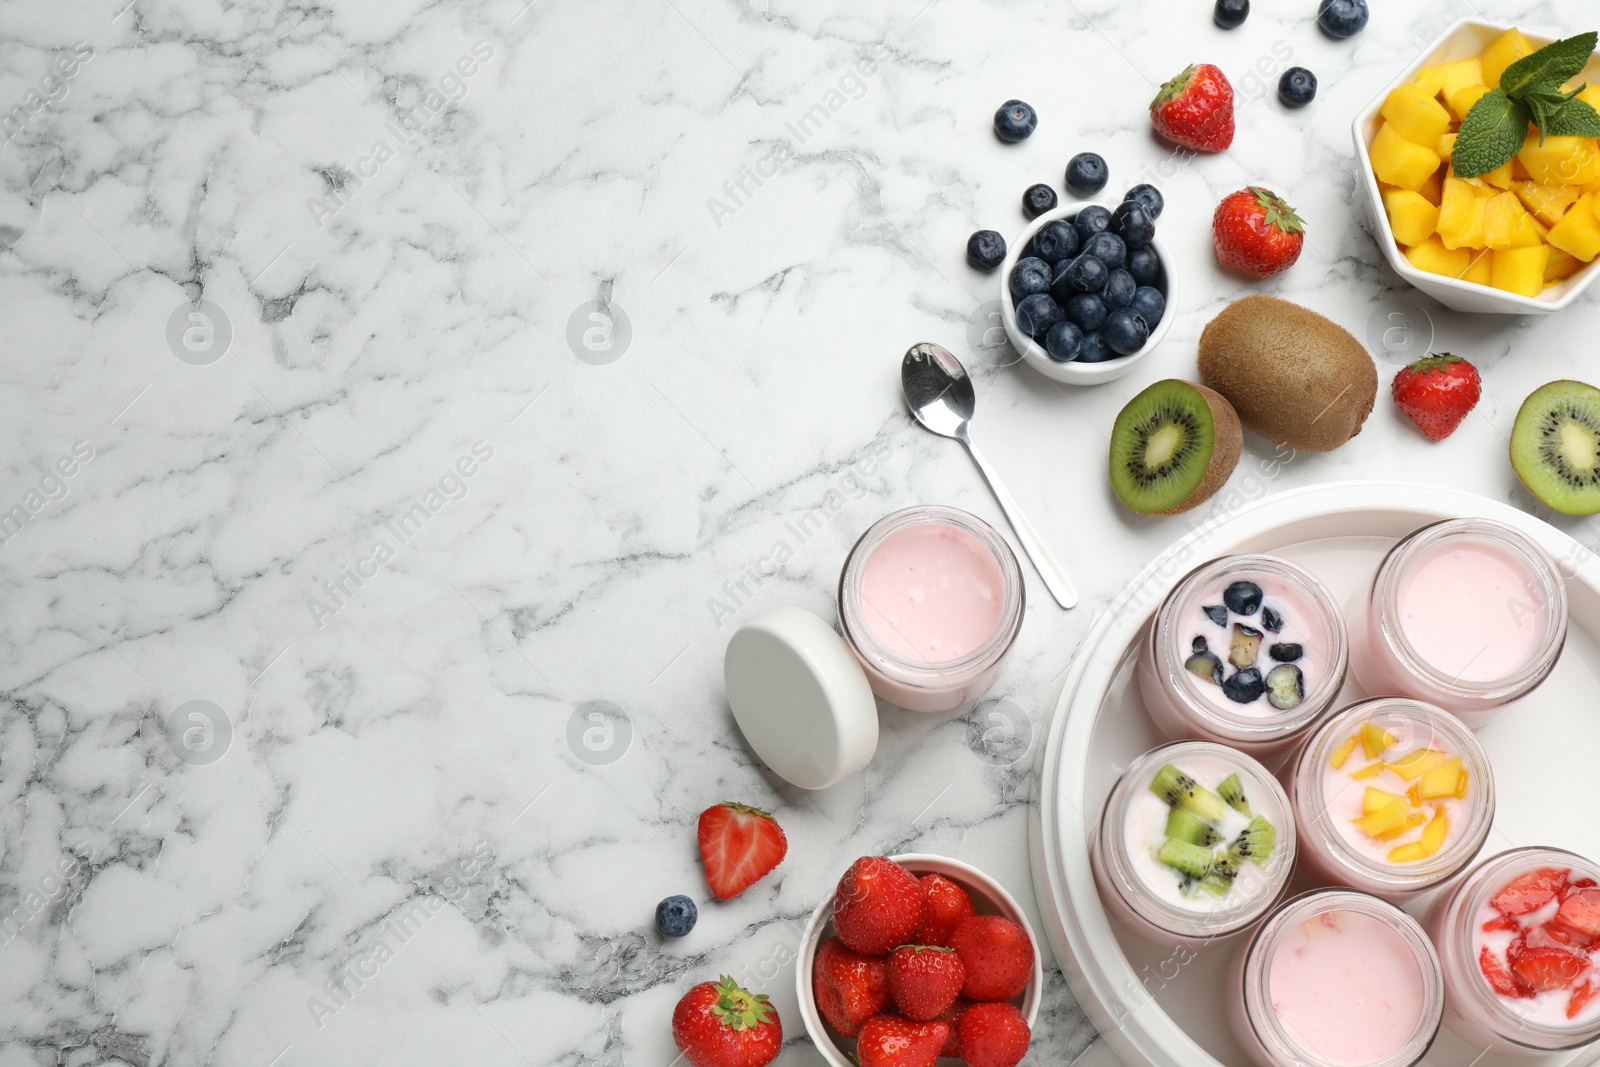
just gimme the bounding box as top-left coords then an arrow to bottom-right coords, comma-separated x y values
1511,380 -> 1600,515
1109,380 -> 1242,515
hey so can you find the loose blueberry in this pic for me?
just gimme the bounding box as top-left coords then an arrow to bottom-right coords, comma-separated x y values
1222,667 -> 1266,703
1127,246 -> 1161,286
1186,651 -> 1225,685
1102,308 -> 1149,355
1214,0 -> 1249,29
1031,219 -> 1080,262
1015,292 -> 1064,340
1076,331 -> 1114,363
1083,232 -> 1127,270
1008,257 -> 1052,300
1074,205 -> 1113,242
1102,268 -> 1136,311
1223,581 -> 1264,615
1192,635 -> 1209,653
994,99 -> 1038,142
1203,605 -> 1228,626
1129,285 -> 1166,328
1279,67 -> 1317,108
966,230 -> 1006,271
1044,320 -> 1085,362
1023,183 -> 1058,219
1111,201 -> 1156,248
656,895 -> 698,937
1268,643 -> 1303,662
1261,606 -> 1284,632
1317,0 -> 1367,38
1064,152 -> 1109,196
1064,292 -> 1108,331
1124,184 -> 1164,220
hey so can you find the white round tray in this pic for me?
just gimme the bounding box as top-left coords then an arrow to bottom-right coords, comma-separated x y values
1030,481 -> 1600,1067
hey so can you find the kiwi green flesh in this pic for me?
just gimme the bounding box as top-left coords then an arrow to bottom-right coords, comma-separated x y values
1512,380 -> 1600,516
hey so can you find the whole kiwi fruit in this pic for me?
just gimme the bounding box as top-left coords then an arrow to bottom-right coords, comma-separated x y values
1197,295 -> 1377,452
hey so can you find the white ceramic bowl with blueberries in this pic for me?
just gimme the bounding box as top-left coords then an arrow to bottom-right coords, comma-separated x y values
1000,194 -> 1177,386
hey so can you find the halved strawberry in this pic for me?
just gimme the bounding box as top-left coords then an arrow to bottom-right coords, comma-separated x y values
1556,888 -> 1600,939
1511,946 -> 1587,993
1569,979 -> 1599,1020
697,803 -> 787,900
1480,945 -> 1532,999
1491,867 -> 1570,916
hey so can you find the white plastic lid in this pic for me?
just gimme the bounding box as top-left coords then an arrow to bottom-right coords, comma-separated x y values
724,606 -> 879,790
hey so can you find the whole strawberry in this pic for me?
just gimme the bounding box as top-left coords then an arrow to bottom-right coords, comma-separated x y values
812,937 -> 890,1037
1213,187 -> 1305,277
914,874 -> 976,948
672,976 -> 782,1067
1150,63 -> 1234,152
832,857 -> 925,955
957,1001 -> 1031,1067
856,1014 -> 949,1067
697,802 -> 787,900
887,945 -> 966,1021
949,915 -> 1035,1002
1392,354 -> 1481,441
936,998 -> 972,1057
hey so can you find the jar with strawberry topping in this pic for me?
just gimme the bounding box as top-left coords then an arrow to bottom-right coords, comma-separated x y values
1424,847 -> 1600,1056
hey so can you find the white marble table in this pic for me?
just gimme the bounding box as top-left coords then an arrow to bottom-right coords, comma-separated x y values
2,1 -> 1598,1064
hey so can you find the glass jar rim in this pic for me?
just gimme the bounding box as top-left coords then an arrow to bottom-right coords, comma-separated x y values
838,505 -> 1024,684
1154,554 -> 1350,743
1294,697 -> 1496,892
1099,740 -> 1296,939
1241,888 -> 1443,1067
1369,518 -> 1569,701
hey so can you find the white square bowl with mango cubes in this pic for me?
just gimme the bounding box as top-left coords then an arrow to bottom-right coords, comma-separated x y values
1355,19 -> 1600,314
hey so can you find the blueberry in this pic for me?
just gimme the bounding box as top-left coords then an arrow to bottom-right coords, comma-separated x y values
656,895 -> 697,937
1268,643 -> 1303,662
1127,246 -> 1161,286
1317,0 -> 1367,38
1009,257 -> 1052,300
1223,581 -> 1264,615
1192,635 -> 1209,653
994,99 -> 1038,142
1084,232 -> 1127,270
1031,220 -> 1079,262
1023,183 -> 1058,219
1213,0 -> 1249,28
1102,268 -> 1136,311
1102,308 -> 1149,355
1076,331 -> 1114,363
1044,321 -> 1085,362
1064,152 -> 1109,196
1278,67 -> 1317,108
1111,202 -> 1155,249
1063,292 -> 1107,331
1262,606 -> 1284,632
1015,293 -> 1064,340
1203,605 -> 1228,626
1124,184 -> 1164,220
1129,285 -> 1166,328
1222,668 -> 1266,703
966,230 -> 1006,271
1074,205 -> 1113,242
1058,253 -> 1108,294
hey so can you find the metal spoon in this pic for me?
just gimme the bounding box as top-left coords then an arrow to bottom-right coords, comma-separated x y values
901,343 -> 1077,609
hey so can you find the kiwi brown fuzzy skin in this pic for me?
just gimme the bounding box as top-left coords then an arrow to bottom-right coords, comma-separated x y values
1159,383 -> 1242,515
1197,295 -> 1377,453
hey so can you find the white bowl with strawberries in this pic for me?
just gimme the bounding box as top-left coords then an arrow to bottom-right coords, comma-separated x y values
796,854 -> 1043,1067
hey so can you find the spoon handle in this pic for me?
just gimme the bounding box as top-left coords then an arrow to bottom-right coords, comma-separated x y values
962,436 -> 1078,609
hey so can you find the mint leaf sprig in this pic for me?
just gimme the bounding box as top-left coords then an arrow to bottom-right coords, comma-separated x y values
1454,31 -> 1600,178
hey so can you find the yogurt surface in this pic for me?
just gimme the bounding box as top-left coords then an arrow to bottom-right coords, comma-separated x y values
1397,539 -> 1543,683
859,522 -> 1003,663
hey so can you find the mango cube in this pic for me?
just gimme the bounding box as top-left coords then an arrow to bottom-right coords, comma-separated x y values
1372,122 -> 1443,190
1405,236 -> 1472,278
1388,748 -> 1450,781
1356,798 -> 1412,838
1360,722 -> 1398,760
1545,247 -> 1587,283
1383,84 -> 1454,146
1419,756 -> 1466,799
1447,83 -> 1492,125
1484,191 -> 1544,249
1462,251 -> 1494,286
1512,180 -> 1581,226
1377,810 -> 1431,842
1418,167 -> 1446,206
1580,85 -> 1600,112
1519,132 -> 1600,187
1481,28 -> 1535,86
1329,735 -> 1359,769
1349,761 -> 1387,780
1548,195 -> 1600,262
1419,807 -> 1451,854
1435,56 -> 1484,101
1437,133 -> 1455,161
1437,177 -> 1489,249
1387,841 -> 1430,864
1491,245 -> 1551,296
1411,64 -> 1448,98
1482,159 -> 1516,189
1363,787 -> 1407,814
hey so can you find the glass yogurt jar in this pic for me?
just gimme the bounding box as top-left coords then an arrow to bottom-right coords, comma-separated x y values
1286,697 -> 1494,901
1139,555 -> 1349,758
1229,889 -> 1444,1067
837,506 -> 1024,713
1425,847 -> 1600,1056
1092,741 -> 1296,947
1352,518 -> 1568,728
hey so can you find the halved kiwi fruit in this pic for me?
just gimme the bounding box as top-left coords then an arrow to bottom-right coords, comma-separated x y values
1511,380 -> 1600,516
1109,380 -> 1242,515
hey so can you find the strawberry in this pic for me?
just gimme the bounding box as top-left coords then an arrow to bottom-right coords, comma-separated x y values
1569,979 -> 1599,1020
957,1001 -> 1031,1067
1149,63 -> 1234,152
1492,867 -> 1570,917
1482,915 -> 1520,933
1571,878 -> 1599,892
887,945 -> 966,1021
1479,946 -> 1533,999
672,976 -> 782,1067
914,874 -> 976,948
1556,888 -> 1600,939
812,937 -> 890,1038
936,998 -> 971,1057
855,1014 -> 948,1067
1212,187 -> 1305,278
697,803 -> 787,901
832,857 -> 925,955
949,915 -> 1034,1002
1391,354 -> 1482,441
1511,946 -> 1587,993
